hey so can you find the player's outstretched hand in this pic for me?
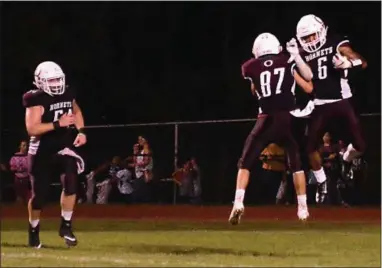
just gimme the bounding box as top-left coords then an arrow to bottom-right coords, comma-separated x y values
287,38 -> 300,63
59,113 -> 75,127
73,133 -> 87,147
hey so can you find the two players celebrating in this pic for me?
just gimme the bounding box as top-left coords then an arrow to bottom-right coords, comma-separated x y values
229,14 -> 367,225
22,13 -> 367,248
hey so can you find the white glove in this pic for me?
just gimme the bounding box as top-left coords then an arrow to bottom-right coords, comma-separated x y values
332,53 -> 352,69
287,38 -> 300,63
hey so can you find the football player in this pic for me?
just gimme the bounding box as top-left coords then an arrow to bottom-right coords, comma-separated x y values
23,61 -> 87,248
292,14 -> 367,204
229,32 -> 313,225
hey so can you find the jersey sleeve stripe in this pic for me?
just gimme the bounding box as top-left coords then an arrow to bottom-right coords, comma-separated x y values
290,63 -> 296,76
336,40 -> 350,54
244,76 -> 253,82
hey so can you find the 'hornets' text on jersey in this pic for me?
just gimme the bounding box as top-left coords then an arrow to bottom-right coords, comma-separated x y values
300,34 -> 352,102
23,86 -> 77,156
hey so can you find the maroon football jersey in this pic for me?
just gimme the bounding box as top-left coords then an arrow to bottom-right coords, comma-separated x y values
22,86 -> 77,155
300,34 -> 352,101
242,53 -> 297,114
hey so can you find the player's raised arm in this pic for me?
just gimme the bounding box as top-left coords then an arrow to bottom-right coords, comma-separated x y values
287,38 -> 313,81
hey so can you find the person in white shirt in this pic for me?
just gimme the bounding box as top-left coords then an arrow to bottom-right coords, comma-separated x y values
115,158 -> 134,204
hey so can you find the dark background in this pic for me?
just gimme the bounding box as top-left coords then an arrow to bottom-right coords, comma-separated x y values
1,2 -> 380,204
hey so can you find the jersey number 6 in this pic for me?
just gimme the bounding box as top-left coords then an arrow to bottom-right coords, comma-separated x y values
317,56 -> 328,80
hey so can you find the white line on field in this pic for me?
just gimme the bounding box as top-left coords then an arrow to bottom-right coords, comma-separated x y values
1,252 -> 246,267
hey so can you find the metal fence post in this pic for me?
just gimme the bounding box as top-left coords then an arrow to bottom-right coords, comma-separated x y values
173,123 -> 179,205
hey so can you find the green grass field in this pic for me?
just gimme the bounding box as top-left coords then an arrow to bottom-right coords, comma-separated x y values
1,219 -> 380,267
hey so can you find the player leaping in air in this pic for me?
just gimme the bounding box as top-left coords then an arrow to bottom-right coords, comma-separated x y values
229,32 -> 314,225
291,14 -> 367,204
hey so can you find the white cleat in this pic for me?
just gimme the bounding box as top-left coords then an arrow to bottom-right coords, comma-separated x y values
229,203 -> 245,225
297,207 -> 309,221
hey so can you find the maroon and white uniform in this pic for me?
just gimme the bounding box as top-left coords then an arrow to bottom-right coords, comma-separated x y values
238,53 -> 302,173
302,34 -> 365,154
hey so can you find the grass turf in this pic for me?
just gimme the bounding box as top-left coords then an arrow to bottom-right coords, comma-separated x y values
1,219 -> 380,267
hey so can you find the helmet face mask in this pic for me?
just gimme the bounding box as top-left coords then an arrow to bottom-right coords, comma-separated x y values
296,14 -> 328,53
34,61 -> 66,96
252,33 -> 282,58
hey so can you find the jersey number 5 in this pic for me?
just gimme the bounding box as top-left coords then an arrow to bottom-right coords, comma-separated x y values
259,67 -> 285,98
317,56 -> 328,80
53,109 -> 73,122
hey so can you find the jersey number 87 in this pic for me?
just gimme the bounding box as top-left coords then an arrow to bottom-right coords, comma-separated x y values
258,67 -> 285,98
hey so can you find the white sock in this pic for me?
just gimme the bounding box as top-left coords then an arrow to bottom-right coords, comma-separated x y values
234,189 -> 245,205
61,210 -> 73,221
297,194 -> 307,207
312,167 -> 327,184
29,219 -> 39,228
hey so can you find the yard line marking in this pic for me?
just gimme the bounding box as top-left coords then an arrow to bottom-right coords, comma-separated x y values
1,252 -> 244,267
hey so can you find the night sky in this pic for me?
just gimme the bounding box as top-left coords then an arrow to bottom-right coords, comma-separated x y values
1,1 -> 381,130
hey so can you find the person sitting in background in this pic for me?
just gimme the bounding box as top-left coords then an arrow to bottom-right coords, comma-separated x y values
115,158 -> 134,204
9,140 -> 30,205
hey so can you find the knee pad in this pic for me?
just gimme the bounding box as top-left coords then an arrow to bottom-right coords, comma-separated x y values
62,156 -> 78,196
63,173 -> 78,196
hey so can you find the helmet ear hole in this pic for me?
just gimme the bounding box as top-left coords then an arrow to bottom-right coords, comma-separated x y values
279,46 -> 283,53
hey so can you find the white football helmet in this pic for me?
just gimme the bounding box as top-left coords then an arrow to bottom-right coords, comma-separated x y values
33,61 -> 65,95
252,33 -> 282,58
296,14 -> 328,53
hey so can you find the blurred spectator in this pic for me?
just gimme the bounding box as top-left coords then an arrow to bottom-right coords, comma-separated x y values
337,140 -> 347,156
9,140 -> 30,204
115,157 -> 134,204
0,163 -> 7,172
85,156 -> 123,204
190,158 -> 202,204
173,161 -> 195,204
337,151 -> 368,206
259,143 -> 289,205
318,132 -> 342,205
132,136 -> 153,203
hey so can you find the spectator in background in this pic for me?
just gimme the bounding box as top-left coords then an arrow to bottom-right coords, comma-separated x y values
259,143 -> 288,205
173,161 -> 195,204
318,132 -> 342,205
130,144 -> 140,170
132,136 -> 153,203
0,163 -> 7,172
115,158 -> 134,204
190,158 -> 202,204
9,140 -> 30,204
85,156 -> 123,204
338,140 -> 347,156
